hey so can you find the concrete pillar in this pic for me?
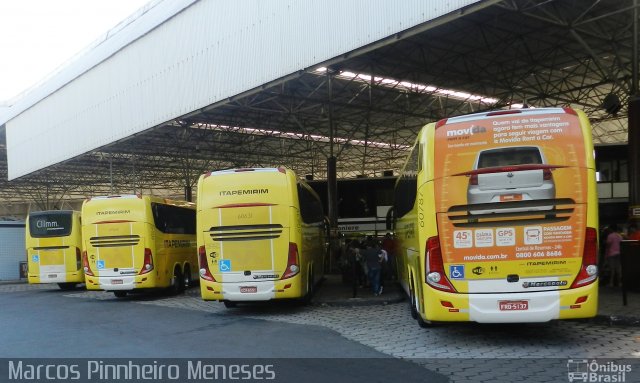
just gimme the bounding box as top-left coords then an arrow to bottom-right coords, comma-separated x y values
629,97 -> 640,207
327,156 -> 338,227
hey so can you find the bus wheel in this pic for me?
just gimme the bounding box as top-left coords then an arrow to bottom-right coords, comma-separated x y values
301,270 -> 314,305
171,267 -> 184,294
183,265 -> 192,289
113,291 -> 127,298
409,282 -> 418,320
223,300 -> 237,308
417,313 -> 435,328
57,283 -> 77,291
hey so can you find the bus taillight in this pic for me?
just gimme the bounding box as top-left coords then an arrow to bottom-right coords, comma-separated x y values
571,228 -> 598,288
76,247 -> 82,270
82,251 -> 94,276
198,246 -> 215,281
281,243 -> 300,279
139,248 -> 154,275
425,236 -> 456,292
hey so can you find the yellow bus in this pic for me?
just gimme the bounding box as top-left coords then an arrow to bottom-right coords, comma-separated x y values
197,167 -> 326,307
81,195 -> 197,298
394,107 -> 598,325
26,210 -> 84,290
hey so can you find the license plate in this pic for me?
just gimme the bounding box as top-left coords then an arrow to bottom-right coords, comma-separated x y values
111,279 -> 123,285
240,286 -> 257,293
48,274 -> 57,278
500,194 -> 523,202
499,300 -> 528,311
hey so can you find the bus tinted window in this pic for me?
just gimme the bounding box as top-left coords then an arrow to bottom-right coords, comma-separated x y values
298,184 -> 324,223
151,203 -> 196,234
28,212 -> 73,237
477,146 -> 543,168
394,143 -> 419,217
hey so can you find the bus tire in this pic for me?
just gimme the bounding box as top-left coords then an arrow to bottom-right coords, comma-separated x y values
417,313 -> 435,328
409,280 -> 418,320
183,265 -> 192,289
113,291 -> 127,298
170,266 -> 184,294
223,300 -> 237,308
57,283 -> 77,291
302,270 -> 314,305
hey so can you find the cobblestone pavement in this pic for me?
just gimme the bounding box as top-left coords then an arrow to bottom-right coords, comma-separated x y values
5,284 -> 639,382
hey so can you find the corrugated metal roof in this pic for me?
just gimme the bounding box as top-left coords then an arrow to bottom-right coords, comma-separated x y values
4,0 -> 483,180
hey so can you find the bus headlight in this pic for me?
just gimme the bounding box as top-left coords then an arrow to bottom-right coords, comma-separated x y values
586,265 -> 597,276
427,272 -> 441,284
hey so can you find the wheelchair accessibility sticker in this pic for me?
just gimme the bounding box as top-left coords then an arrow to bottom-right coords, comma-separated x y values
97,260 -> 105,270
32,255 -> 39,263
449,265 -> 465,279
219,260 -> 231,272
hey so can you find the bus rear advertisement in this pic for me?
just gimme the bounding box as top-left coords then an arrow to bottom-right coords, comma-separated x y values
395,107 -> 598,325
26,210 -> 84,290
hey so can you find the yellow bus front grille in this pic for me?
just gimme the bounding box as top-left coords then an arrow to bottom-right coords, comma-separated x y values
208,224 -> 283,242
89,235 -> 140,247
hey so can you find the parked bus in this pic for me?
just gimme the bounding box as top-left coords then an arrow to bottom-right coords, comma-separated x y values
26,210 -> 84,290
197,167 -> 326,307
393,107 -> 598,325
81,195 -> 197,298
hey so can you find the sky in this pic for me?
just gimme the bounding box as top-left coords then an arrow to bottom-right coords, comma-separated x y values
0,0 -> 149,104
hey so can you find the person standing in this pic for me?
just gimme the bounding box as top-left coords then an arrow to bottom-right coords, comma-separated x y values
605,224 -> 623,287
381,233 -> 396,280
377,242 -> 388,294
362,240 -> 383,296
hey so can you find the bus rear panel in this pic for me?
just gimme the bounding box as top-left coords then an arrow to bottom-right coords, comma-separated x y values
197,167 -> 324,303
82,195 -> 197,294
26,210 -> 84,289
397,108 -> 598,324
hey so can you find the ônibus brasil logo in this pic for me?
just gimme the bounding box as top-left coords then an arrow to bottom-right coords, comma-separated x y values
566,359 -> 631,382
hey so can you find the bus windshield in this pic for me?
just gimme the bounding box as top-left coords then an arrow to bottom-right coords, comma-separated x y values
28,211 -> 73,238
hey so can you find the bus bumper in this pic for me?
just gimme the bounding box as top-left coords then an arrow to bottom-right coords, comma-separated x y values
200,275 -> 304,302
28,272 -> 84,284
85,274 -> 157,291
423,281 -> 598,323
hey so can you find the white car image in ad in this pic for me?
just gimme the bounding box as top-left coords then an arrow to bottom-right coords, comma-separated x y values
465,146 -> 558,214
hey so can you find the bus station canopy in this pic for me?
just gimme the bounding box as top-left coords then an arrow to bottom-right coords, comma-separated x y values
0,0 -> 635,204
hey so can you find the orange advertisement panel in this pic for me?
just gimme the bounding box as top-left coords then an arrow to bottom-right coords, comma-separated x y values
432,110 -> 587,267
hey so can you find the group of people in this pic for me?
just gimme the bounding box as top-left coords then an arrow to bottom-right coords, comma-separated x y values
344,234 -> 395,296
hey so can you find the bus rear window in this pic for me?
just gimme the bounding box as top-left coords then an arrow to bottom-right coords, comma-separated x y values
477,146 -> 543,168
29,212 -> 73,237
